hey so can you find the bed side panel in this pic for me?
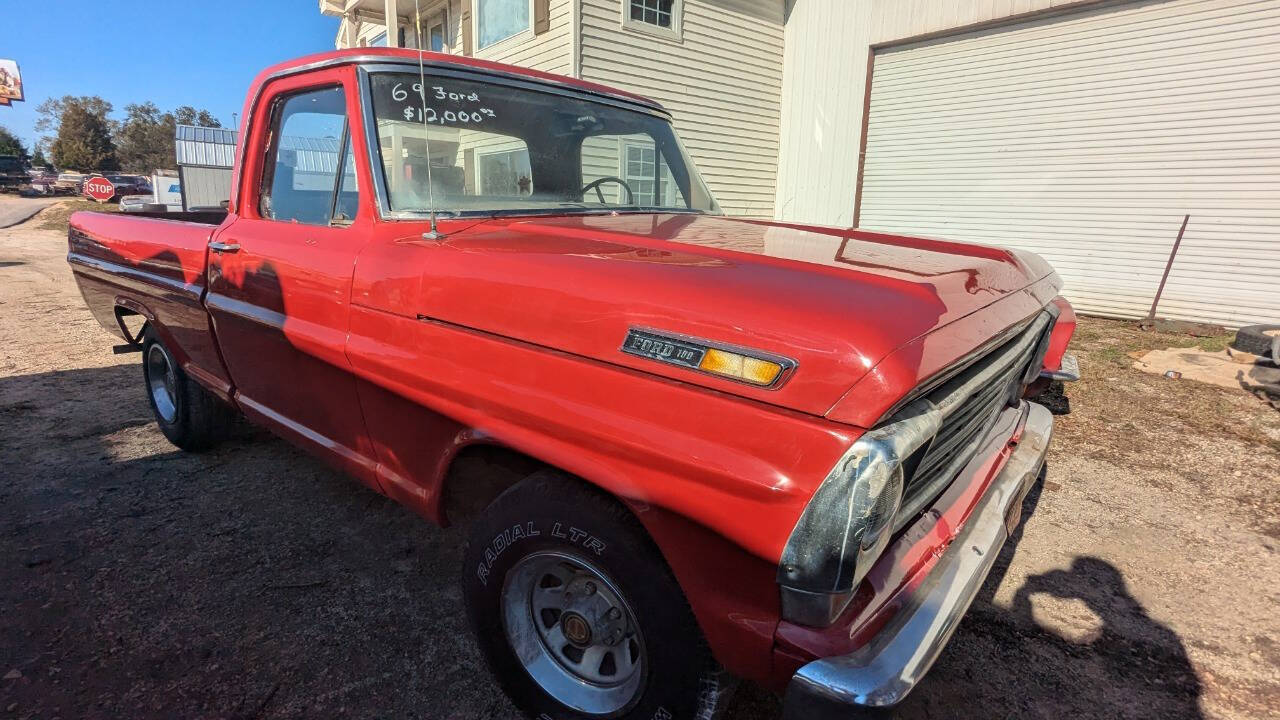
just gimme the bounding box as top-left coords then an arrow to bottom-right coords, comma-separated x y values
66,211 -> 233,398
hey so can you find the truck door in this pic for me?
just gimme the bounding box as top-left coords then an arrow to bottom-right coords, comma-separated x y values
205,67 -> 379,487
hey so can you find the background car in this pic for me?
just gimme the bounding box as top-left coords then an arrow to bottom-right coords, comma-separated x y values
0,155 -> 26,193
55,172 -> 86,193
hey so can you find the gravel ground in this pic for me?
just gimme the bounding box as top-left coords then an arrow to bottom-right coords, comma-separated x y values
2,204 -> 1278,719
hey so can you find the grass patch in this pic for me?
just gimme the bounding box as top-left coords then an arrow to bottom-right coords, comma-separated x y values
1076,317 -> 1236,372
1062,316 -> 1280,458
36,200 -> 120,233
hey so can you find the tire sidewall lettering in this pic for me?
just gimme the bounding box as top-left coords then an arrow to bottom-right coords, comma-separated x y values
475,520 -> 608,586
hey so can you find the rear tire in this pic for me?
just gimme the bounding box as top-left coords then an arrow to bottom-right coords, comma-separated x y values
462,471 -> 734,720
141,329 -> 234,452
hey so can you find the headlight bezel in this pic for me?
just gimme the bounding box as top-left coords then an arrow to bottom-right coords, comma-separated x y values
777,399 -> 940,627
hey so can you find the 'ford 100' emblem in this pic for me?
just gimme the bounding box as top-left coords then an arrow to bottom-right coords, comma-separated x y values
621,329 -> 706,369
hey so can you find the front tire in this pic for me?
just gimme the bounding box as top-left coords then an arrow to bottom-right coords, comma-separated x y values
463,471 -> 733,720
141,329 -> 233,452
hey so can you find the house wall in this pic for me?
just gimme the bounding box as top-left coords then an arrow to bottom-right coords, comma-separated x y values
774,0 -> 1086,227
579,0 -> 786,218
345,1 -> 573,77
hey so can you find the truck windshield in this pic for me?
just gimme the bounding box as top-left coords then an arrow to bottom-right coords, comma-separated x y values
366,72 -> 720,216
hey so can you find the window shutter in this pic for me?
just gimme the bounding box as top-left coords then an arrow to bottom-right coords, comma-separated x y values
534,0 -> 550,35
461,0 -> 473,55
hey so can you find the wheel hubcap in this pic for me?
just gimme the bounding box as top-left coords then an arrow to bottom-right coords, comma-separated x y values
146,344 -> 178,424
501,552 -> 646,714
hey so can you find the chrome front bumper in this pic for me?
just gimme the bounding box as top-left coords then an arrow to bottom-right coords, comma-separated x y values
1039,352 -> 1080,382
781,401 -> 1053,718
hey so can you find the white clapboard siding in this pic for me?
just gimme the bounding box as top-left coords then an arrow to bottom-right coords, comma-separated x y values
775,0 -> 1074,228
858,0 -> 1280,328
579,0 -> 785,218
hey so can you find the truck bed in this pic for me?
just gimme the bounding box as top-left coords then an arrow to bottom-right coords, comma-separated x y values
131,209 -> 228,225
67,209 -> 234,398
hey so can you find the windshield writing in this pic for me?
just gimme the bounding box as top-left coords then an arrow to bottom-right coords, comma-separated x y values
368,73 -> 719,216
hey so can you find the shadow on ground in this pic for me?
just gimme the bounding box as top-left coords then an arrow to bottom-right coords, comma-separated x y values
893,480 -> 1204,720
0,365 -> 1203,719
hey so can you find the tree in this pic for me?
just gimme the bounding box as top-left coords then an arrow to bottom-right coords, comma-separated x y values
51,102 -> 117,171
35,95 -> 116,149
115,102 -> 171,173
173,106 -> 221,129
115,102 -> 221,173
30,147 -> 48,168
0,124 -> 26,159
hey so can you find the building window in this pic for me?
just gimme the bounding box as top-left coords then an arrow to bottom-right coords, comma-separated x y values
624,0 -> 680,39
624,144 -> 658,205
622,143 -> 677,206
476,0 -> 531,50
631,0 -> 674,28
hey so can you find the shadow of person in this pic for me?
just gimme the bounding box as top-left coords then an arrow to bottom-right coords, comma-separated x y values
1004,555 -> 1206,720
885,470 -> 1205,720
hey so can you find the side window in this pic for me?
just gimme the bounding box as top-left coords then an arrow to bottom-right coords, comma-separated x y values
258,86 -> 358,226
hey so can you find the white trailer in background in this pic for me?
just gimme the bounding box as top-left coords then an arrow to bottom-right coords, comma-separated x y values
151,172 -> 182,210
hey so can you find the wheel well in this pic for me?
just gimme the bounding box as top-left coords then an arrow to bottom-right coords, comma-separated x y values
113,306 -> 147,344
442,443 -> 549,525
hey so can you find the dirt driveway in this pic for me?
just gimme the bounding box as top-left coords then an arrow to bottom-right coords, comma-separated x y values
2,205 -> 1278,719
0,196 -> 58,229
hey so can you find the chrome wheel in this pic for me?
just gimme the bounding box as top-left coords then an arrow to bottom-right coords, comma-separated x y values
500,551 -> 646,715
146,343 -> 178,424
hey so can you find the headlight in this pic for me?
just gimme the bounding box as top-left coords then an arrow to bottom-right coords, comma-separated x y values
778,401 -> 938,627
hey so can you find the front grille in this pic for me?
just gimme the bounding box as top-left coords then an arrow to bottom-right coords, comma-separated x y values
892,313 -> 1052,529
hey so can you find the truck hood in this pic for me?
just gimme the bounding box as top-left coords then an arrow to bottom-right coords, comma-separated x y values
361,213 -> 1058,423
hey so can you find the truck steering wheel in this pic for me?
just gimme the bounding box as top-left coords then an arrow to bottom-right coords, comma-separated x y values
581,176 -> 635,205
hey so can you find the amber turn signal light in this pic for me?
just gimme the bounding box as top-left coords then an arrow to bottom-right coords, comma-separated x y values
699,348 -> 784,386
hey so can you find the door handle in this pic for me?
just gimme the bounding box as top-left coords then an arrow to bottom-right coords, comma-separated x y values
209,241 -> 240,254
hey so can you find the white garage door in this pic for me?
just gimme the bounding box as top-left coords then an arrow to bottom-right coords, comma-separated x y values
858,0 -> 1280,328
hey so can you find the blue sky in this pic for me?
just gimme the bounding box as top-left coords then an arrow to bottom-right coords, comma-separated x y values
0,1 -> 341,150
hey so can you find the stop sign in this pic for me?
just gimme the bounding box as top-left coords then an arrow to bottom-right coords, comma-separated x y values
84,176 -> 115,202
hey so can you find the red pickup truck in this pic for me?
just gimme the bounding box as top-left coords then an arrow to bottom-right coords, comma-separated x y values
68,49 -> 1078,719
